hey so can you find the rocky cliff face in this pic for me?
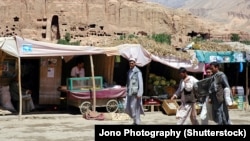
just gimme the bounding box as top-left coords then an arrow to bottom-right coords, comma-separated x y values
0,0 -> 225,46
176,0 -> 250,35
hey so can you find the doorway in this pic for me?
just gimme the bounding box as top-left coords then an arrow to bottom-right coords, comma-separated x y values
20,59 -> 40,105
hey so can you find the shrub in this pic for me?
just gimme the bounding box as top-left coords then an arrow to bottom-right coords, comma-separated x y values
57,33 -> 80,45
231,33 -> 240,42
240,40 -> 250,45
151,33 -> 171,45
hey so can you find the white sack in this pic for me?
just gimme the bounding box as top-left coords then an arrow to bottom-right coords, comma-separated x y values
0,86 -> 16,111
224,87 -> 233,106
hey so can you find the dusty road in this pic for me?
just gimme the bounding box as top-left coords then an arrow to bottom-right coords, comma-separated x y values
0,109 -> 250,141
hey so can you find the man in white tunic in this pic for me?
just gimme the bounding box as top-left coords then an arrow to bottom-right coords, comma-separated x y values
71,60 -> 85,77
171,67 -> 199,125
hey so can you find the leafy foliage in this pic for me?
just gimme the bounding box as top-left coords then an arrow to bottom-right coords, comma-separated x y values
240,40 -> 250,45
211,39 -> 224,43
119,33 -> 171,45
119,35 -> 126,40
57,33 -> 80,45
231,33 -> 240,42
128,34 -> 137,39
151,33 -> 171,45
57,39 -> 69,45
64,32 -> 71,42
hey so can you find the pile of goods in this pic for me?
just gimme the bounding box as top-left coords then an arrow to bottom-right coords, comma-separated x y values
148,73 -> 176,97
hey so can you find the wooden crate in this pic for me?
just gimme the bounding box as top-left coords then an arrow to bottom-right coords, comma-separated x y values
161,100 -> 179,115
228,104 -> 238,109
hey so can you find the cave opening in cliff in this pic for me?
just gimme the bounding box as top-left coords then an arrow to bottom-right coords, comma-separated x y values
187,31 -> 198,38
13,16 -> 19,22
51,15 -> 60,40
89,24 -> 96,28
187,31 -> 210,40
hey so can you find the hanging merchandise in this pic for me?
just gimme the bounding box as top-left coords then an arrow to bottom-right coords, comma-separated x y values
115,56 -> 121,63
239,62 -> 243,73
195,50 -> 245,63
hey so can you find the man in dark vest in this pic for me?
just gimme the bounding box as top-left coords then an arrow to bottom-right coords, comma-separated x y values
125,58 -> 144,125
209,62 -> 232,125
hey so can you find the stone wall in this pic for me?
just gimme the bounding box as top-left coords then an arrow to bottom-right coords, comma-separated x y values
0,0 -> 236,46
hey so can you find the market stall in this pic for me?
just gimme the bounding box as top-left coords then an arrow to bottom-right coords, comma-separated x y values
0,36 -> 204,119
194,45 -> 248,110
0,36 -> 112,118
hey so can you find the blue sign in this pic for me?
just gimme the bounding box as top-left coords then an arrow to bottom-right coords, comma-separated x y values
195,50 -> 245,63
22,44 -> 32,53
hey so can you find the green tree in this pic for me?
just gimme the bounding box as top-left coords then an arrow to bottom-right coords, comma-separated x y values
128,34 -> 137,39
57,33 -> 80,45
70,41 -> 80,45
119,35 -> 126,40
240,40 -> 250,45
57,39 -> 68,45
151,33 -> 171,45
231,33 -> 240,42
64,32 -> 71,42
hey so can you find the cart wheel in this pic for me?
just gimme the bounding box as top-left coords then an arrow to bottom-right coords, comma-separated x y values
106,99 -> 119,113
79,101 -> 92,114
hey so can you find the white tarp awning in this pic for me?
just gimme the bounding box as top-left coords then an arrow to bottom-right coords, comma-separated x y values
0,36 -> 203,71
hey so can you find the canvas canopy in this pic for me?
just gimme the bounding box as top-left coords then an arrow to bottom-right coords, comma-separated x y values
150,51 -> 204,72
0,36 -> 109,58
0,36 -> 204,71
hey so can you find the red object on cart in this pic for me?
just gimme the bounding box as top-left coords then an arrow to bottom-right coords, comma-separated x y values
144,98 -> 161,105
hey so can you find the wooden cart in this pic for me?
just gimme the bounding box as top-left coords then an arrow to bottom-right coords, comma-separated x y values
66,87 -> 127,114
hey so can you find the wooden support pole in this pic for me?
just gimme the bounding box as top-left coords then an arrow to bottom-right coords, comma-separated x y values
18,57 -> 22,120
90,55 -> 96,112
245,62 -> 249,110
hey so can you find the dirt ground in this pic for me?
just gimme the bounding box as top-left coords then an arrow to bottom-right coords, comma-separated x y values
0,107 -> 250,141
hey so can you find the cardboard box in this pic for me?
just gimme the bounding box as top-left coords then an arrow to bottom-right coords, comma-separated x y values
228,102 -> 238,109
161,100 -> 179,115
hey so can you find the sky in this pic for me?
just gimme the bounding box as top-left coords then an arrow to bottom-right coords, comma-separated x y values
146,0 -> 186,8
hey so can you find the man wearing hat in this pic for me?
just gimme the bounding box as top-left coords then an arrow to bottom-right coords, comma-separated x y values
171,67 -> 199,125
125,57 -> 144,125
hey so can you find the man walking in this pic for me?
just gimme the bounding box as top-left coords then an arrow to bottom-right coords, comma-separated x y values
171,67 -> 199,125
209,62 -> 232,125
125,58 -> 144,125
